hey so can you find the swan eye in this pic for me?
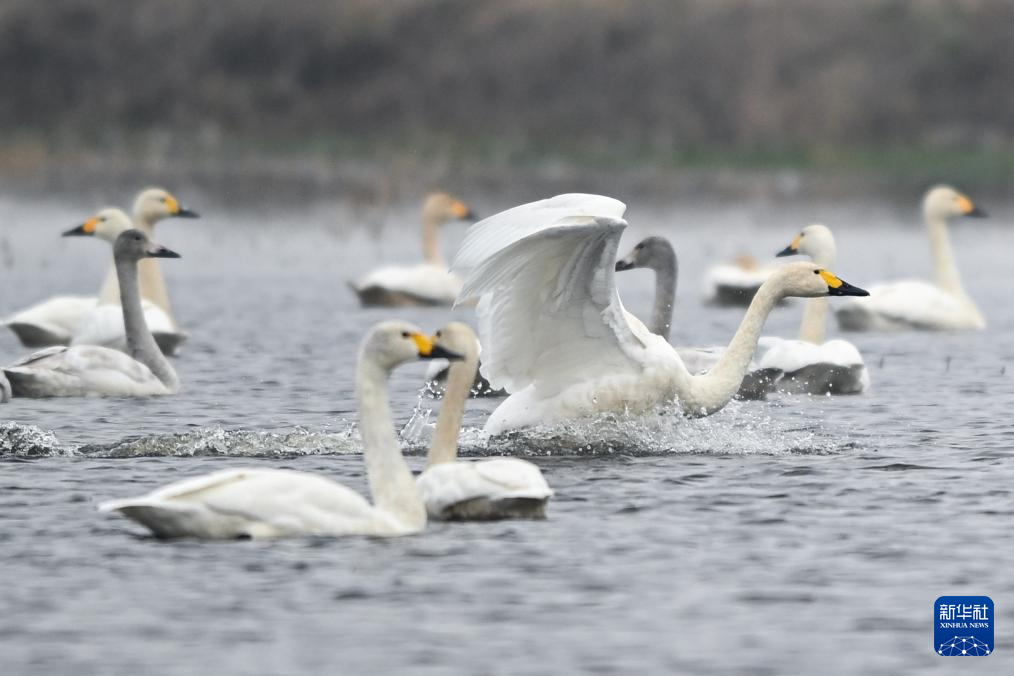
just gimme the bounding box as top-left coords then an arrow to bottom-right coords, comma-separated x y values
401,331 -> 410,338
813,269 -> 821,275
160,197 -> 167,203
435,331 -> 442,338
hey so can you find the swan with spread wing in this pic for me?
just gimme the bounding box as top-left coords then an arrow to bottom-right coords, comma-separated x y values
453,194 -> 870,434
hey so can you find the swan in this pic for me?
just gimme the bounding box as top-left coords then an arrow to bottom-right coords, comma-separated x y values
60,208 -> 180,355
701,254 -> 781,307
757,224 -> 869,395
614,236 -> 777,399
416,322 -> 553,520
452,194 -> 870,434
351,192 -> 476,307
836,185 -> 987,331
3,188 -> 198,351
98,322 -> 461,539
3,230 -> 181,397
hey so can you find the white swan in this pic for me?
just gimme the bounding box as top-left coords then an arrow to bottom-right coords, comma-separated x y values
351,192 -> 476,306
416,322 -> 553,520
757,224 -> 869,395
701,254 -> 781,307
3,230 -> 181,397
453,194 -> 870,434
3,188 -> 198,351
836,185 -> 987,331
98,322 -> 461,539
615,236 -> 777,399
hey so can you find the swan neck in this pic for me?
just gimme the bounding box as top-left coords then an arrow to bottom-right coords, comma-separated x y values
426,352 -> 478,467
356,358 -> 426,529
116,257 -> 178,391
687,280 -> 780,413
649,253 -> 676,340
422,214 -> 445,266
799,247 -> 834,343
927,214 -> 964,295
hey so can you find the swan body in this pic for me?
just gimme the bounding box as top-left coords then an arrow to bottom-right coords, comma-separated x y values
351,192 -> 475,307
4,228 -> 181,398
836,185 -> 986,332
99,322 -> 459,539
453,194 -> 870,434
3,188 -> 197,350
763,224 -> 869,395
702,255 -> 779,307
416,322 -> 552,519
616,236 -> 775,400
71,300 -> 180,353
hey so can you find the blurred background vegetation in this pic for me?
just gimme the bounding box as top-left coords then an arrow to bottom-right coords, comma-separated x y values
1,0 -> 1011,198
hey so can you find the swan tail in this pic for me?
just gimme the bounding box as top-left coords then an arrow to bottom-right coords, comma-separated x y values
5,322 -> 70,348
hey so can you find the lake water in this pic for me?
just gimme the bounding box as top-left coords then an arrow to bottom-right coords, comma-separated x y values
2,188 -> 1012,674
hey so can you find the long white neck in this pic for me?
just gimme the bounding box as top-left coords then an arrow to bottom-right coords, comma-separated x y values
798,247 -> 835,344
116,256 -> 179,392
98,217 -> 176,327
684,280 -> 782,414
422,214 -> 444,266
356,358 -> 427,530
426,351 -> 478,467
926,213 -> 965,296
647,254 -> 676,341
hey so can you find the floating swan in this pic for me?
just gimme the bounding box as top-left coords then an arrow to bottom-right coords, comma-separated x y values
351,192 -> 476,307
756,224 -> 869,395
3,230 -> 181,398
701,254 -> 781,307
3,188 -> 198,351
836,185 -> 987,331
416,322 -> 553,520
453,194 -> 869,434
99,322 -> 461,539
614,236 -> 776,399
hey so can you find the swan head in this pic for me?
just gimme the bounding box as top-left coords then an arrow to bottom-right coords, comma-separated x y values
133,187 -> 200,224
424,192 -> 476,225
773,261 -> 869,298
62,208 -> 133,242
776,224 -> 835,260
361,321 -> 464,372
113,229 -> 181,263
615,236 -> 676,272
923,185 -> 987,221
432,322 -> 481,363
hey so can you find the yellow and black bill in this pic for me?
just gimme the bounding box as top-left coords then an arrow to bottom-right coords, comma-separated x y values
957,194 -> 987,218
819,270 -> 869,297
411,333 -> 464,361
776,233 -> 803,257
62,217 -> 100,237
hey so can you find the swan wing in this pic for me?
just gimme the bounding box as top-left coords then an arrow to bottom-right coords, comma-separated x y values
758,337 -> 865,371
4,345 -> 165,396
71,301 -> 175,349
99,469 -> 398,539
3,295 -> 97,344
417,458 -> 553,515
454,202 -> 651,397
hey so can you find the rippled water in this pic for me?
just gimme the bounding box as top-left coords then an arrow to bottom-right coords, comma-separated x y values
2,189 -> 1013,674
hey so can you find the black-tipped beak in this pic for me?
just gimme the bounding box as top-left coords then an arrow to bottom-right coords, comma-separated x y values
426,345 -> 464,361
146,244 -> 181,259
828,279 -> 869,297
966,205 -> 988,218
62,224 -> 91,237
775,245 -> 798,258
175,207 -> 200,219
463,209 -> 479,222
615,258 -> 635,272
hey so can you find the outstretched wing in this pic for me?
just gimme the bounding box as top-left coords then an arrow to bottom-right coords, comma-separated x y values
453,195 -> 651,397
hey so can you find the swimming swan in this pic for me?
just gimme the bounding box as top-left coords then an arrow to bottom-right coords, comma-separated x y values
615,236 -> 776,399
3,188 -> 198,351
758,224 -> 869,395
98,322 -> 461,539
3,230 -> 181,398
836,185 -> 986,331
351,192 -> 476,307
452,194 -> 869,434
416,322 -> 553,520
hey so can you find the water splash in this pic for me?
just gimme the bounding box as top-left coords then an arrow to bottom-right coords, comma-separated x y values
0,422 -> 68,458
78,426 -> 361,458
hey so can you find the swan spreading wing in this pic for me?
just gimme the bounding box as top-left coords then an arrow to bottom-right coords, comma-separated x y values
453,194 -> 653,398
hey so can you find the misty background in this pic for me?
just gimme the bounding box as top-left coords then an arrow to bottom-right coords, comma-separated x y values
0,0 -> 1011,201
